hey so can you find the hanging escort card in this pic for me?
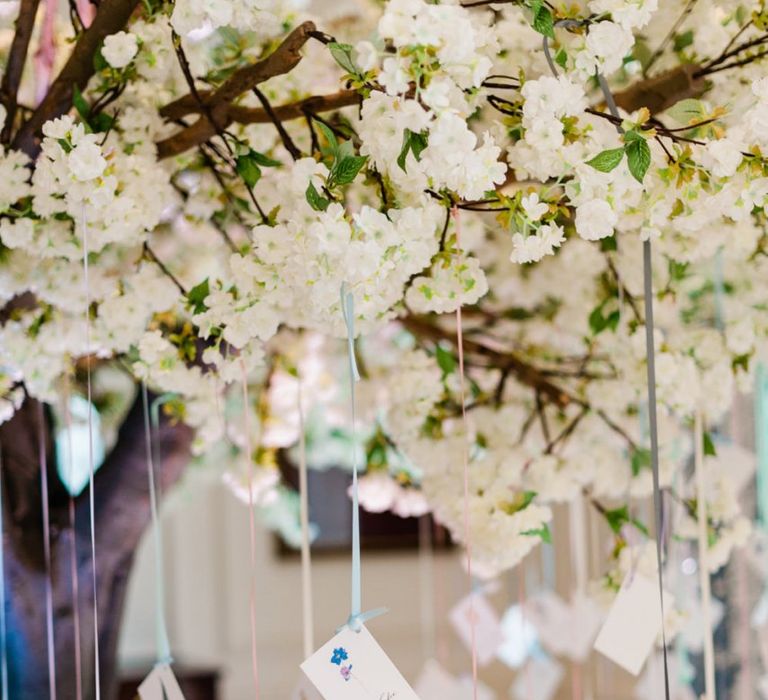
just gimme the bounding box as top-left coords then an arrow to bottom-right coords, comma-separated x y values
593,573 -> 665,675
137,664 -> 185,700
448,591 -> 504,666
300,625 -> 419,700
509,655 -> 564,700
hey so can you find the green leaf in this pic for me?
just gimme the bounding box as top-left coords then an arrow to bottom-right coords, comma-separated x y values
604,505 -> 630,534
328,41 -> 359,75
555,48 -> 568,69
522,524 -> 552,544
329,155 -> 368,187
314,120 -> 338,157
630,447 -> 652,477
586,147 -> 625,173
435,345 -> 456,375
703,431 -> 717,457
666,98 -> 706,125
305,181 -> 330,212
532,5 -> 555,39
72,85 -> 91,124
625,136 -> 652,183
249,151 -> 281,167
187,278 -> 210,314
235,153 -> 262,188
397,128 -> 429,173
673,30 -> 694,52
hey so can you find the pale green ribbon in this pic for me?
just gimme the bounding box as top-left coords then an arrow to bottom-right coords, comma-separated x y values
338,283 -> 386,632
141,384 -> 175,665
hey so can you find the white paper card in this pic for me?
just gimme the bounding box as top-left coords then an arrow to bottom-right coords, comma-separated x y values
292,675 -> 324,700
594,573 -> 663,675
301,625 -> 419,700
523,592 -> 572,656
449,592 -> 504,666
138,664 -> 185,700
510,656 -> 563,700
414,659 -> 463,700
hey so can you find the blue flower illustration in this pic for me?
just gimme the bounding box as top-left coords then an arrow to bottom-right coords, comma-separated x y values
330,647 -> 349,666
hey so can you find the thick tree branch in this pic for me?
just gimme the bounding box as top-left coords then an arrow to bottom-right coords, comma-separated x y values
612,63 -> 706,115
0,0 -> 42,144
156,21 -> 317,159
401,315 -> 577,408
11,0 -> 141,157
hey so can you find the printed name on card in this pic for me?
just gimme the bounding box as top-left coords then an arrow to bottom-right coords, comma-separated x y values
301,625 -> 419,700
138,664 -> 185,700
448,592 -> 504,666
593,573 -> 665,675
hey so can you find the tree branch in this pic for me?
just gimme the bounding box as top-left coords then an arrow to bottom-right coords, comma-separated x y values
11,0 -> 141,158
156,21 -> 318,159
0,0 -> 42,144
401,314 -> 577,408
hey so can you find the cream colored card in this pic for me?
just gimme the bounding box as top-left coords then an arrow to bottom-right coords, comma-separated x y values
594,573 -> 663,675
138,664 -> 185,700
510,656 -> 564,700
301,625 -> 419,700
449,592 -> 504,666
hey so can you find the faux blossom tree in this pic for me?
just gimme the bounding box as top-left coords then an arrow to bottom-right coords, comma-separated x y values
1,0 -> 768,695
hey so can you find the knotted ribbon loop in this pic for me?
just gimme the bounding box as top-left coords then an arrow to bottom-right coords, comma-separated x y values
339,282 -> 386,633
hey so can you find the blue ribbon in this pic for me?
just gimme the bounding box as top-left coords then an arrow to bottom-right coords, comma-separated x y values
141,384 -> 176,665
0,446 -> 8,700
338,283 -> 386,632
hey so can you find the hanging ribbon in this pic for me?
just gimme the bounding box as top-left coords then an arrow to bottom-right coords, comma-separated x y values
338,283 -> 386,633
296,376 -> 315,659
450,207 -> 479,700
239,361 -> 260,698
80,205 -> 101,700
61,386 -> 84,700
0,445 -> 9,700
37,402 -> 57,700
756,364 -> 768,528
141,386 -> 173,665
593,73 -> 672,700
693,411 -> 716,700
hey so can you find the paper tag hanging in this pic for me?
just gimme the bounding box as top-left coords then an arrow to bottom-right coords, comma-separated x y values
510,655 -> 564,700
594,573 -> 665,675
301,626 -> 418,700
523,592 -> 572,656
137,664 -> 185,700
448,592 -> 504,666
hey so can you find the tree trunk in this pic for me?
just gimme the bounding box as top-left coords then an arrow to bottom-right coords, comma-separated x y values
1,392 -> 193,700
